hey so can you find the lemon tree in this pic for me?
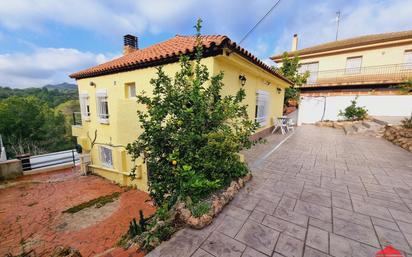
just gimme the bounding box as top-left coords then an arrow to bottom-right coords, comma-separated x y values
127,19 -> 258,206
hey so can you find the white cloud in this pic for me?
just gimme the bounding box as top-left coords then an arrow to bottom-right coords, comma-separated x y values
0,0 -> 147,36
0,0 -> 286,38
272,0 -> 412,55
0,0 -> 411,87
0,48 -> 115,88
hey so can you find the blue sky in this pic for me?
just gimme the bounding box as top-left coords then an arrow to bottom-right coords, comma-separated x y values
0,0 -> 411,88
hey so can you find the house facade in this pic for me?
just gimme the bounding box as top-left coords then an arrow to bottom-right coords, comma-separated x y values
272,30 -> 412,124
70,35 -> 291,191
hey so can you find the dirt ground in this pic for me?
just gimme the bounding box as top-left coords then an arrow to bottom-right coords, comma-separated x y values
0,168 -> 156,257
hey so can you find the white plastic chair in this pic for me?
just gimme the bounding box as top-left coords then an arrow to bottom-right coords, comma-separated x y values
272,117 -> 287,135
286,118 -> 295,132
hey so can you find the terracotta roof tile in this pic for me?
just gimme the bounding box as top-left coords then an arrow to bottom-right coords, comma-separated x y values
70,35 -> 291,84
272,29 -> 412,60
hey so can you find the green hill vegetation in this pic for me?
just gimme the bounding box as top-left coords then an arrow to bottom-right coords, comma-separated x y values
0,84 -> 79,158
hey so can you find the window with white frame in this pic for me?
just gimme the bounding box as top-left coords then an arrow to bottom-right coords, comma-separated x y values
99,146 -> 113,168
96,89 -> 109,123
345,56 -> 362,74
403,50 -> 412,69
125,83 -> 136,98
299,62 -> 319,84
79,93 -> 90,119
255,90 -> 269,127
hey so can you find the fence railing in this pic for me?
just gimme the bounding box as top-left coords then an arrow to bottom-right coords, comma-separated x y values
16,149 -> 79,171
299,63 -> 412,87
73,112 -> 82,126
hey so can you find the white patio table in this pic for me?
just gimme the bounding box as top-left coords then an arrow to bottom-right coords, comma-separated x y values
272,116 -> 289,135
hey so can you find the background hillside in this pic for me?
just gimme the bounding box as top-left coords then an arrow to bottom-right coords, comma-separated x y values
43,82 -> 77,91
0,83 -> 79,158
0,83 -> 78,108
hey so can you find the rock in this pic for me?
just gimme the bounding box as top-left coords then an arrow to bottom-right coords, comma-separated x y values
199,214 -> 213,226
230,181 -> 239,190
212,199 -> 223,214
187,216 -> 200,227
175,202 -> 186,211
383,125 -> 412,153
179,208 -> 191,222
149,237 -> 160,248
238,178 -> 244,187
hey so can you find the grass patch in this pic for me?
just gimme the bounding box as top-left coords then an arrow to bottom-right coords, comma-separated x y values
63,191 -> 121,214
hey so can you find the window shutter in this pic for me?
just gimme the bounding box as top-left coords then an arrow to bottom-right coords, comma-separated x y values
96,89 -> 109,123
256,90 -> 269,126
79,92 -> 89,118
345,57 -> 362,74
404,51 -> 412,69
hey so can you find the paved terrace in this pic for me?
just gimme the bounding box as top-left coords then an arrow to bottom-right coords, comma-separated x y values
148,125 -> 412,257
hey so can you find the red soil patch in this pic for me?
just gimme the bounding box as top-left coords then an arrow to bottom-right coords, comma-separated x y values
0,169 -> 155,257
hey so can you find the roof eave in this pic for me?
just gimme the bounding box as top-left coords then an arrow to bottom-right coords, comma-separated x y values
271,35 -> 412,62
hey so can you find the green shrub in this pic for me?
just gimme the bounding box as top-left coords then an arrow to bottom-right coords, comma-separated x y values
185,196 -> 211,217
393,80 -> 412,94
127,19 -> 257,207
284,87 -> 300,102
401,117 -> 412,129
338,97 -> 368,121
127,209 -> 149,237
190,202 -> 211,217
128,218 -> 141,237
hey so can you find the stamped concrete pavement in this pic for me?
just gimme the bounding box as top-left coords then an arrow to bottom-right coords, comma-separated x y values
147,125 -> 412,257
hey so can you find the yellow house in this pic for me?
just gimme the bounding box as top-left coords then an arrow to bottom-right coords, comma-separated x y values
272,30 -> 412,124
70,34 -> 291,191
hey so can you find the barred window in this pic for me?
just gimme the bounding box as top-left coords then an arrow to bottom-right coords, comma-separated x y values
99,146 -> 113,168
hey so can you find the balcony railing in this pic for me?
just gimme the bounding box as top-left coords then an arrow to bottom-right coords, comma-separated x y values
72,112 -> 82,126
299,63 -> 412,87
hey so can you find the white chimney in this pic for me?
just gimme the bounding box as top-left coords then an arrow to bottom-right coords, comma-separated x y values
291,34 -> 298,51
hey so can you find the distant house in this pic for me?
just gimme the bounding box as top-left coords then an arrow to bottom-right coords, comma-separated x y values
70,34 -> 291,190
272,30 -> 412,124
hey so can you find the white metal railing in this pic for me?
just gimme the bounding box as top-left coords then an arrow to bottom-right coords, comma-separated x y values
299,63 -> 412,87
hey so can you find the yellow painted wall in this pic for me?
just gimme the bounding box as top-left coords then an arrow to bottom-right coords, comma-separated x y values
277,43 -> 412,71
214,53 -> 287,131
72,52 -> 289,190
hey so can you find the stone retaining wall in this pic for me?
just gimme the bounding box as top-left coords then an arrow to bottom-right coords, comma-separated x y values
315,120 -> 363,129
383,125 -> 412,152
0,159 -> 23,180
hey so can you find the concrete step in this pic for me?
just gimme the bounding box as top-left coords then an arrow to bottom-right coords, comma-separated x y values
352,123 -> 368,133
372,117 -> 389,126
343,125 -> 355,135
343,120 -> 385,136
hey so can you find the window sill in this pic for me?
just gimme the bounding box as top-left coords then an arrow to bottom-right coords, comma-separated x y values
99,118 -> 110,124
89,164 -> 129,175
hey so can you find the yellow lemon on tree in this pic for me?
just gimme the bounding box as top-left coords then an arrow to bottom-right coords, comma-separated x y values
172,160 -> 177,166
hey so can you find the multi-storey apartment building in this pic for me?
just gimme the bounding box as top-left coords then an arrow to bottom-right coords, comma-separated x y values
272,30 -> 412,124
